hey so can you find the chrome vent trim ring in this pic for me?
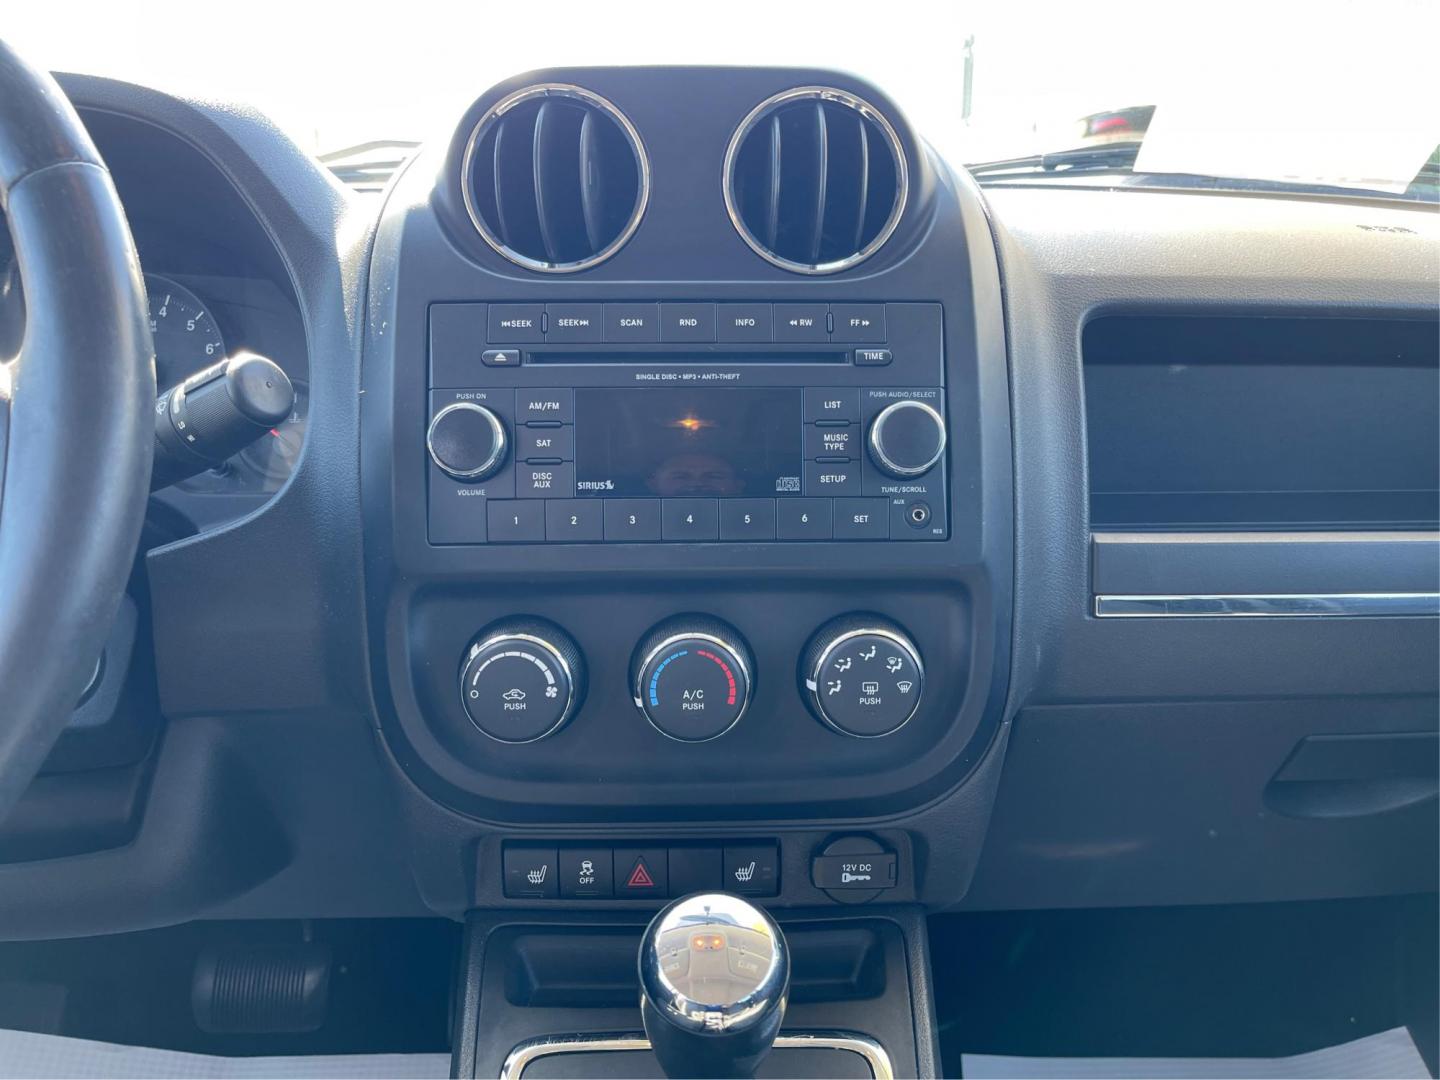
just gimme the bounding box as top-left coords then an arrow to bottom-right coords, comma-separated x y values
460,83 -> 650,273
723,86 -> 909,275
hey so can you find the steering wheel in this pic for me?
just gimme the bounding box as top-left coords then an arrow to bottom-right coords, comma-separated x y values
0,41 -> 153,822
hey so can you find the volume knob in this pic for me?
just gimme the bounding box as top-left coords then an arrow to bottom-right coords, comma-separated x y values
867,399 -> 946,478
427,402 -> 507,480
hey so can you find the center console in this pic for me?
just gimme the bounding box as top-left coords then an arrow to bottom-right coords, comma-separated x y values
361,64 -> 1012,1076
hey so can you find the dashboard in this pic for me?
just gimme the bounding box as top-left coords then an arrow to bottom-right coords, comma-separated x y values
0,65 -> 1433,940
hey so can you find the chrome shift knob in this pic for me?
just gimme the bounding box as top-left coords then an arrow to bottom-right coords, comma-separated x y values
639,892 -> 790,1079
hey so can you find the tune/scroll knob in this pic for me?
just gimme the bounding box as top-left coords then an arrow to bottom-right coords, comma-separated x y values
800,614 -> 924,737
867,399 -> 946,478
427,402 -> 508,480
459,618 -> 585,743
632,616 -> 754,742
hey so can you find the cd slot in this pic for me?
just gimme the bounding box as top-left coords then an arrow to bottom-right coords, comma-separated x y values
528,351 -> 848,365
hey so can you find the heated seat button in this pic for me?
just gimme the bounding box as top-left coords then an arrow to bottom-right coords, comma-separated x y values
504,845 -> 559,899
559,849 -> 614,899
615,848 -> 668,899
723,844 -> 779,896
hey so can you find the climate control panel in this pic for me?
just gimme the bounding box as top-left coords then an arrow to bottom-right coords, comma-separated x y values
455,612 -> 924,745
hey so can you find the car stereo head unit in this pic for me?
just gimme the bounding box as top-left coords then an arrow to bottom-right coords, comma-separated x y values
424,301 -> 948,545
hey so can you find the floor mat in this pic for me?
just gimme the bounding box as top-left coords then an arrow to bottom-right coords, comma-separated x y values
0,1028 -> 449,1079
961,1026 -> 1430,1079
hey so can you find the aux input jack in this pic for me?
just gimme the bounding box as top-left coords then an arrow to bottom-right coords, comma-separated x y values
906,502 -> 931,528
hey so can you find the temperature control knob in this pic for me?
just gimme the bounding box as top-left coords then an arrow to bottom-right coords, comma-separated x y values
800,614 -> 923,737
867,399 -> 946,478
459,618 -> 584,743
632,616 -> 754,742
427,402 -> 507,480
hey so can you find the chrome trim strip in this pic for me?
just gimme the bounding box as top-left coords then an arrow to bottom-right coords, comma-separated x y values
804,626 -> 924,738
632,630 -> 754,743
722,86 -> 909,275
461,83 -> 651,274
1094,593 -> 1440,618
426,402 -> 507,480
500,1031 -> 894,1080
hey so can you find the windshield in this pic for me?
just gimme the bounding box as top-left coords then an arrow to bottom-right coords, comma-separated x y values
8,0 -> 1437,197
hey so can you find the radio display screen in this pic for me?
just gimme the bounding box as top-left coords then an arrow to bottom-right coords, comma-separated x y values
574,388 -> 803,498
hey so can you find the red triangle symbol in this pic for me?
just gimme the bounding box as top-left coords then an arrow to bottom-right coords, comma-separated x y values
626,859 -> 656,889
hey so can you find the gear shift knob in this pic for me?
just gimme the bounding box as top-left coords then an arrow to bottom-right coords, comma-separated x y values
639,892 -> 790,1079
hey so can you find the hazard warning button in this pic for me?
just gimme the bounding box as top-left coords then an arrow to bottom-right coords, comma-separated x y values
615,847 -> 668,899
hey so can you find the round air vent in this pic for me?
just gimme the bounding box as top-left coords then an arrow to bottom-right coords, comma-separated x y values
724,87 -> 908,275
461,84 -> 649,273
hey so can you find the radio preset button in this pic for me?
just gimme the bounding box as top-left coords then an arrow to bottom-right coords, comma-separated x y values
604,303 -> 660,342
488,303 -> 544,343
804,423 -> 857,459
803,387 -> 860,424
661,498 -> 720,541
487,499 -> 545,542
720,499 -> 778,540
545,499 -> 603,541
516,388 -> 574,424
831,304 -> 886,342
517,425 -> 573,461
545,303 -> 603,343
774,303 -> 830,343
660,303 -> 717,342
604,499 -> 662,541
833,497 -> 890,540
716,303 -> 772,342
805,460 -> 861,497
777,498 -> 833,540
517,462 -> 575,498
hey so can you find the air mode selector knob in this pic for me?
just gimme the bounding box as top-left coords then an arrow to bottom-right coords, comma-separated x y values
800,614 -> 924,737
867,399 -> 946,478
459,618 -> 585,743
632,616 -> 754,742
427,402 -> 508,480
